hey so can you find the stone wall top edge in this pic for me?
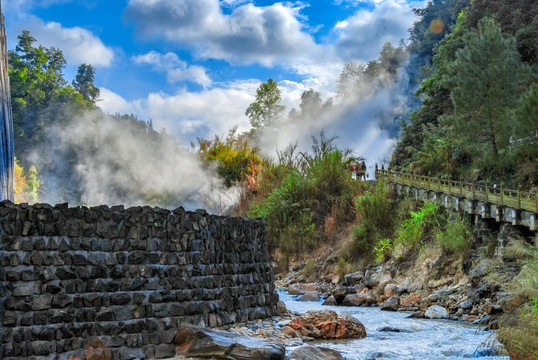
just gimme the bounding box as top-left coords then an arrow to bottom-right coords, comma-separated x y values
0,200 -> 264,224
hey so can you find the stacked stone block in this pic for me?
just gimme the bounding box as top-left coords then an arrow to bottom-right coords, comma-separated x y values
0,201 -> 278,359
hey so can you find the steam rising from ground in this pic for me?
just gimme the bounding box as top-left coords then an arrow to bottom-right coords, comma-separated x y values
28,52 -> 410,210
29,111 -> 238,213
256,59 -> 410,177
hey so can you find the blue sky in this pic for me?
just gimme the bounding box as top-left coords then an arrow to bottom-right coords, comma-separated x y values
3,0 -> 424,159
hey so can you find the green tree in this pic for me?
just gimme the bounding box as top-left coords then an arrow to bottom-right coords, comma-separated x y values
446,17 -> 531,178
508,83 -> 538,188
468,0 -> 538,65
9,30 -> 94,163
73,64 -> 100,103
391,12 -> 468,174
408,0 -> 470,66
245,78 -> 285,129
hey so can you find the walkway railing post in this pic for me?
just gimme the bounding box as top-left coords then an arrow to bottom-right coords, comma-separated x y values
500,183 -> 504,205
485,181 -> 489,202
460,176 -> 463,196
472,181 -> 476,200
517,184 -> 521,209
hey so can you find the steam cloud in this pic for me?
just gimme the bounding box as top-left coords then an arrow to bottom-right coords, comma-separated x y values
255,58 -> 410,177
27,51 -> 410,211
29,111 -> 238,213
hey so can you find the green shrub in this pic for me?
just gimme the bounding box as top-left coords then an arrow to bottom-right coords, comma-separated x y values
396,201 -> 440,248
346,181 -> 394,261
197,129 -> 263,187
436,214 -> 472,254
355,181 -> 393,236
375,238 -> 393,262
249,132 -> 360,257
347,224 -> 373,259
249,170 -> 315,253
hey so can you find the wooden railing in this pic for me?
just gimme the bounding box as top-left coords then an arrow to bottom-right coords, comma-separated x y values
376,168 -> 537,213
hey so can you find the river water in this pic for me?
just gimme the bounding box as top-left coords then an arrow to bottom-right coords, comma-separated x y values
279,290 -> 509,360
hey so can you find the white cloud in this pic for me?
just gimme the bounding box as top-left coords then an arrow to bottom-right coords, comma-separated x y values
98,88 -> 141,116
132,51 -> 211,87
38,21 -> 114,66
98,80 -> 261,144
330,0 -> 423,62
124,0 -> 317,66
6,14 -> 114,67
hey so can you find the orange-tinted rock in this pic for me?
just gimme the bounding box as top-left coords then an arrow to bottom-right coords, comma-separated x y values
384,284 -> 397,298
287,310 -> 366,340
400,292 -> 422,307
500,295 -> 524,312
281,326 -> 300,338
463,315 -> 479,322
486,305 -> 503,315
378,274 -> 392,290
277,300 -> 287,314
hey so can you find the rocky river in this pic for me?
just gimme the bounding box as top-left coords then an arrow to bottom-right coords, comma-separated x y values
278,290 -> 508,360
173,288 -> 510,359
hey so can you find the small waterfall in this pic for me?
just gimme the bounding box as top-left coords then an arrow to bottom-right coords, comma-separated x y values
0,2 -> 14,202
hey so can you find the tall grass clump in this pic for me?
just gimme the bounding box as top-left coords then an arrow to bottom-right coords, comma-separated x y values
299,131 -> 362,226
249,170 -> 315,253
436,213 -> 473,254
396,201 -> 440,249
249,131 -> 362,261
497,245 -> 538,359
346,181 -> 394,261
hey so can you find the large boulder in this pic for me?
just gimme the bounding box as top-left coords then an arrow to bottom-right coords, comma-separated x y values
424,305 -> 448,319
341,293 -> 377,307
322,295 -> 337,306
344,271 -> 364,285
289,283 -> 318,295
287,310 -> 366,339
298,291 -> 320,302
331,286 -> 349,304
277,301 -> 287,314
399,292 -> 422,308
288,346 -> 345,360
381,296 -> 399,311
174,323 -> 285,360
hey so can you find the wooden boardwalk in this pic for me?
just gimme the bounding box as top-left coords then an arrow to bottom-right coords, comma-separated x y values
376,167 -> 537,230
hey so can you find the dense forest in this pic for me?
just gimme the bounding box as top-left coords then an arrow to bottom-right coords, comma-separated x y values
8,0 -> 537,356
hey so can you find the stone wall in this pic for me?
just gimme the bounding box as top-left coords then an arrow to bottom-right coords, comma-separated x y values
0,201 -> 278,359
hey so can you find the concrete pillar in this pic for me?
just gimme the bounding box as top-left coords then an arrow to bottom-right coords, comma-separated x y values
473,218 -> 493,246
496,223 -> 525,258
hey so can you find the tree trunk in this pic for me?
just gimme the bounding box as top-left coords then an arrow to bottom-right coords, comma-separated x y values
0,3 -> 14,201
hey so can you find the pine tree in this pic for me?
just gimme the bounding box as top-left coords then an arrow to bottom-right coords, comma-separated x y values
447,17 -> 531,178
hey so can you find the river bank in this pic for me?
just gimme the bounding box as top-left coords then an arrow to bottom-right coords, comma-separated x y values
275,221 -> 537,328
